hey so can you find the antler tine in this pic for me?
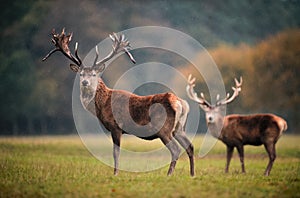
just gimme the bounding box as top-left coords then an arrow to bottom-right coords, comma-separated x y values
93,45 -> 99,66
124,48 -> 136,64
42,28 -> 82,66
216,94 -> 220,102
109,34 -> 115,42
120,34 -> 125,42
186,74 -> 196,100
186,74 -> 211,107
96,32 -> 136,66
217,77 -> 243,106
68,32 -> 73,42
42,48 -> 59,61
235,76 -> 243,87
74,42 -> 82,66
200,92 -> 211,106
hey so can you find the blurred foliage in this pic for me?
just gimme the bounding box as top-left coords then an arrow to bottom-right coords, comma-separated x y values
209,29 -> 300,130
0,0 -> 299,134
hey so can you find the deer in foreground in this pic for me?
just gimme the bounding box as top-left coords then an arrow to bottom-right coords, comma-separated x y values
186,75 -> 287,176
42,29 -> 194,176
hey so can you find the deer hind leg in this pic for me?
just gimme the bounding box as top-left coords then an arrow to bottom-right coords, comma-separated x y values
172,100 -> 195,176
225,145 -> 234,173
174,133 -> 195,176
264,142 -> 276,176
236,145 -> 245,173
111,130 -> 122,175
160,136 -> 181,176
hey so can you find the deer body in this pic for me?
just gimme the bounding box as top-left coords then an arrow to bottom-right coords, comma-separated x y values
43,29 -> 194,176
86,77 -> 193,176
93,78 -> 187,140
220,114 -> 286,146
187,75 -> 287,176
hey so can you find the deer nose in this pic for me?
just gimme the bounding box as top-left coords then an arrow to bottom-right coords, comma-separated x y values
82,80 -> 89,87
208,117 -> 213,122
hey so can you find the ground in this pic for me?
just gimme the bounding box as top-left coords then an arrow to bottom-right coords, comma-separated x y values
0,135 -> 299,197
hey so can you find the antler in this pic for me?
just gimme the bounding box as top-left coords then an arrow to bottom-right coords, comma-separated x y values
186,74 -> 211,107
216,77 -> 242,106
42,28 -> 82,66
96,32 -> 136,66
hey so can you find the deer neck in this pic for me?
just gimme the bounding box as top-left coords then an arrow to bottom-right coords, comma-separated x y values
94,78 -> 111,109
84,97 -> 96,116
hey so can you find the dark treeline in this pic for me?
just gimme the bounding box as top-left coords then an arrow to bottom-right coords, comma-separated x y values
0,0 -> 299,135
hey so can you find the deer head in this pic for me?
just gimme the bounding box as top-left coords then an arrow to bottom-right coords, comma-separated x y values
186,74 -> 242,124
42,28 -> 136,107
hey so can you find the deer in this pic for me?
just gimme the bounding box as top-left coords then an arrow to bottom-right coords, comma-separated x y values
186,74 -> 287,176
42,28 -> 195,176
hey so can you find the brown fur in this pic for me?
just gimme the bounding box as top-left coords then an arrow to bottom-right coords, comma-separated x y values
42,29 -> 194,176
211,113 -> 287,176
186,75 -> 287,176
94,79 -> 194,176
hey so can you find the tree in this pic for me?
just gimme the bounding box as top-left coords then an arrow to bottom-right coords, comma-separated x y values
209,29 -> 300,132
251,29 -> 300,131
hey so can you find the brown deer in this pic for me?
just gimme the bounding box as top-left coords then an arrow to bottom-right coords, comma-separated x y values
42,29 -> 194,176
186,75 -> 287,176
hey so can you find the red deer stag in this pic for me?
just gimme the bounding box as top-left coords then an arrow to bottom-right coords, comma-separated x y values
42,29 -> 194,176
186,75 -> 287,176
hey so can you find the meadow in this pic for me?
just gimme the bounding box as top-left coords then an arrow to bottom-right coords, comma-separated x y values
0,135 -> 299,198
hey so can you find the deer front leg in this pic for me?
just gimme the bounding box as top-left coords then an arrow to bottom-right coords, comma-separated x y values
225,145 -> 234,173
111,130 -> 122,175
236,145 -> 245,173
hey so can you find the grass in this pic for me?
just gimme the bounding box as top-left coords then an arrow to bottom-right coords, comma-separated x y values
0,135 -> 299,197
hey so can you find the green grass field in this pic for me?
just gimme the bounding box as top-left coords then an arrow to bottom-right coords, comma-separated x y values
0,135 -> 299,198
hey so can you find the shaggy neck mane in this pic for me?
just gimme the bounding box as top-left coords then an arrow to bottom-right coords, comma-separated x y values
83,78 -> 111,116
94,78 -> 111,108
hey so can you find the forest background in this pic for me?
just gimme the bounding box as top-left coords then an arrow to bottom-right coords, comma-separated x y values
0,0 -> 299,135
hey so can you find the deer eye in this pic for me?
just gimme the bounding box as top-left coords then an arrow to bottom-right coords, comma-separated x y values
79,73 -> 83,76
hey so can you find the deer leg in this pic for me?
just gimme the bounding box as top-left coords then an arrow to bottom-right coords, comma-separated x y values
225,145 -> 234,173
264,142 -> 276,176
236,145 -> 245,173
174,133 -> 195,176
111,130 -> 122,175
161,136 -> 181,176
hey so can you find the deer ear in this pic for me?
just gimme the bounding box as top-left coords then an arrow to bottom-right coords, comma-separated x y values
70,64 -> 80,72
199,104 -> 210,112
95,64 -> 105,73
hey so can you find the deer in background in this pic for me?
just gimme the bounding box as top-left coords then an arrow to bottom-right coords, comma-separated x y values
186,75 -> 287,176
42,29 -> 194,176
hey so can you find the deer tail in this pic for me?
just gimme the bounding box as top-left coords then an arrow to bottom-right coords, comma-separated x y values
278,118 -> 288,135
